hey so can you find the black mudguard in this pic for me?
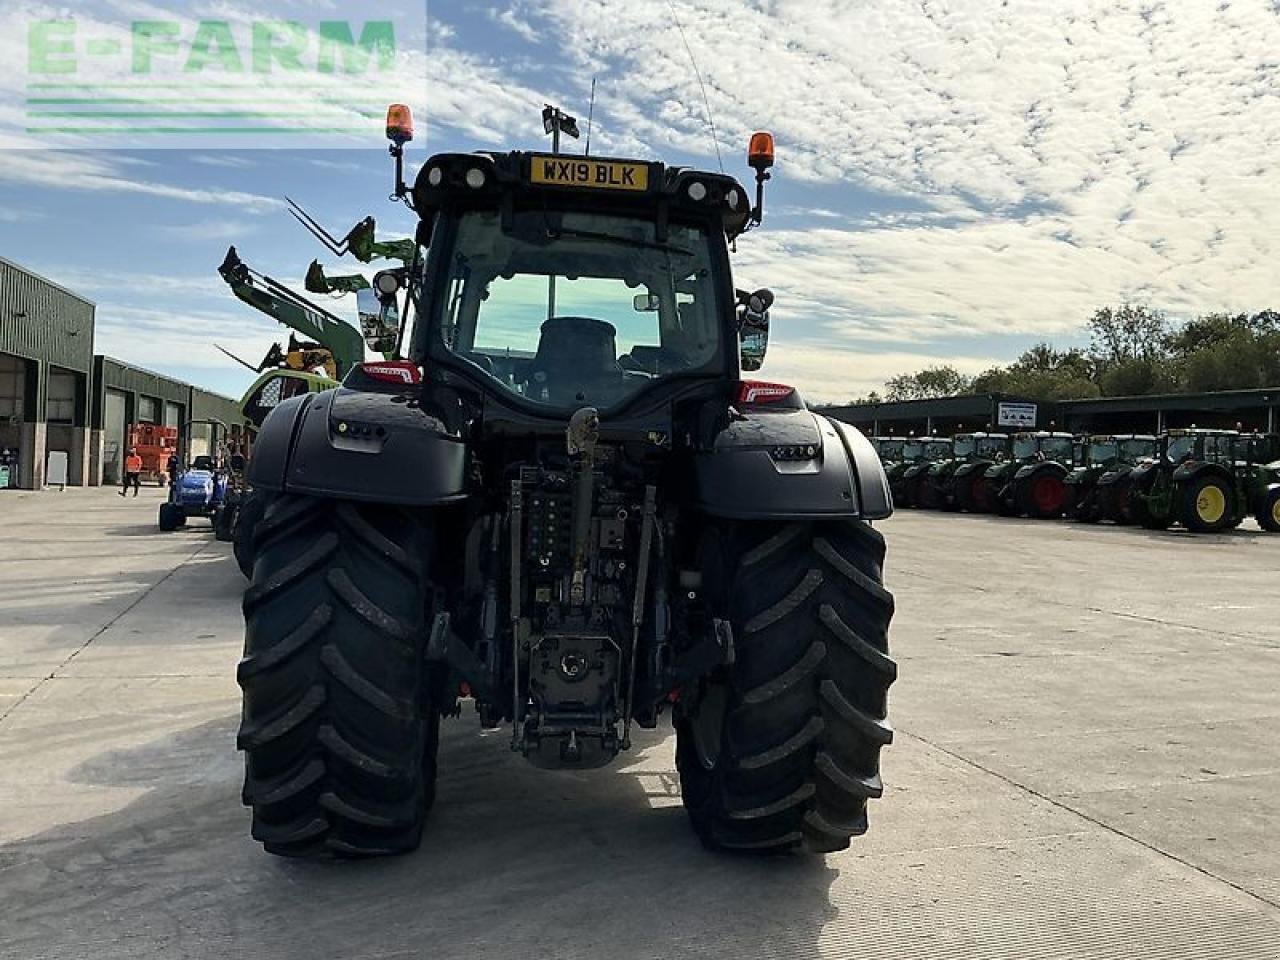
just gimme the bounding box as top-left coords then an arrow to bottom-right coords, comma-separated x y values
694,410 -> 891,520
954,460 -> 993,481
247,388 -> 468,506
1014,461 -> 1068,482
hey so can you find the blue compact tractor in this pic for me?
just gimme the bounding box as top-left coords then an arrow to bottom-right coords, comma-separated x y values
158,419 -> 232,532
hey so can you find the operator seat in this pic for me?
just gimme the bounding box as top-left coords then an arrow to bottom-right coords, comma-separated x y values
526,316 -> 622,403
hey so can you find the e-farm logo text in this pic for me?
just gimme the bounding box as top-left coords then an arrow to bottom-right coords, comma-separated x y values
24,19 -> 401,140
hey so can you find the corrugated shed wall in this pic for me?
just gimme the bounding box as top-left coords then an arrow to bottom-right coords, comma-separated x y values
0,257 -> 95,372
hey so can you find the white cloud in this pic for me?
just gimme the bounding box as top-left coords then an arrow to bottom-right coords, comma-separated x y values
758,341 -> 998,405
192,155 -> 257,170
488,5 -> 543,43
0,151 -> 284,213
0,206 -> 42,223
521,0 -> 1280,380
153,219 -> 258,242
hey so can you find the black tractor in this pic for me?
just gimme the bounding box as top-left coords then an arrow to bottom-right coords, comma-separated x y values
978,431 -> 1075,519
237,109 -> 896,859
1069,434 -> 1157,523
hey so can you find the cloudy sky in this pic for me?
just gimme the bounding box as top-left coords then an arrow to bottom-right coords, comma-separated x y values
1,0 -> 1278,403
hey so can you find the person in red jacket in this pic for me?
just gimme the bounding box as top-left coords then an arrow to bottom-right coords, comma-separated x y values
121,450 -> 143,497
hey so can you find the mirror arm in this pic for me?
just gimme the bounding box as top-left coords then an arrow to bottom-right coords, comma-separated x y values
390,142 -> 408,201
751,169 -> 771,225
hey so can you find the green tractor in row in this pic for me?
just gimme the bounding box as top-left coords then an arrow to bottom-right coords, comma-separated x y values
925,432 -> 1010,511
1065,434 -> 1158,523
887,437 -> 953,507
1127,429 -> 1280,532
977,431 -> 1075,518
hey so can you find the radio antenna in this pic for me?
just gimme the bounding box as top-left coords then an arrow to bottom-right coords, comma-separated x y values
585,77 -> 597,156
666,0 -> 724,172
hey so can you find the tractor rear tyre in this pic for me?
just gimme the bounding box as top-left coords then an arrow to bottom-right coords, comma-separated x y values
233,491 -> 269,578
1256,487 -> 1280,533
1064,484 -> 1092,522
676,518 -> 896,854
1018,471 -> 1068,520
214,503 -> 236,542
237,494 -> 442,858
1179,476 -> 1235,533
158,503 -> 184,531
905,475 -> 927,509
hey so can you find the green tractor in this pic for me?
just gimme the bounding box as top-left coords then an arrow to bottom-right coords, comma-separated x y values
1066,434 -> 1158,523
1126,428 -> 1280,532
871,436 -> 907,480
896,437 -> 955,508
1230,432 -> 1280,532
922,432 -> 1010,511
978,431 -> 1075,518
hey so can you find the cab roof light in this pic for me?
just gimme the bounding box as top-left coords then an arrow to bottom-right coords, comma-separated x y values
385,104 -> 414,145
747,131 -> 775,227
748,131 -> 775,171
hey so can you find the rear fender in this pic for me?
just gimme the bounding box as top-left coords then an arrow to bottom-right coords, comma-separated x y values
1171,462 -> 1231,486
1014,461 -> 1067,482
693,411 -> 892,520
247,387 -> 468,506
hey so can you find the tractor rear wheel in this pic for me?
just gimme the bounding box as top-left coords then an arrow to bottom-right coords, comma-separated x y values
676,518 -> 896,854
1018,471 -> 1068,519
214,503 -> 236,542
1064,484 -> 1091,522
158,503 -> 184,531
1256,487 -> 1280,533
1129,482 -> 1170,529
970,476 -> 994,513
1179,476 -> 1234,533
233,491 -> 269,578
237,494 -> 442,858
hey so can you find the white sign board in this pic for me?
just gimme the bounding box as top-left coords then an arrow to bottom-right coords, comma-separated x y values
997,402 -> 1038,429
45,450 -> 68,489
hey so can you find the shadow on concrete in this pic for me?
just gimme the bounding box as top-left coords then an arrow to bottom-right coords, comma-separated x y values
0,714 -> 839,960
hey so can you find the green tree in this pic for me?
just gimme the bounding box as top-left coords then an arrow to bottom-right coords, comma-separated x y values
971,343 -> 1101,401
884,366 -> 972,401
1098,358 -> 1177,396
1166,310 -> 1280,391
1088,304 -> 1170,366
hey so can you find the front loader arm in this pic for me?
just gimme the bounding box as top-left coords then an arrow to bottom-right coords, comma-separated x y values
219,247 -> 365,379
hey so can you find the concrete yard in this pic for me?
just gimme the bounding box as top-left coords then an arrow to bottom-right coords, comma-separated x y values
1,487 -> 1277,959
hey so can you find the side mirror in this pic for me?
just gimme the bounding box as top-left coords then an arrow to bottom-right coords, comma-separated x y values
356,288 -> 400,354
633,292 -> 660,312
737,287 -> 773,372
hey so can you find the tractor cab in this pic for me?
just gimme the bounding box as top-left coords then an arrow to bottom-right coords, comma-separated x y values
1115,434 -> 1159,465
1081,435 -> 1120,470
1160,428 -> 1238,466
949,432 -> 1011,464
1232,432 -> 1280,467
874,437 -> 908,466
1009,431 -> 1075,466
400,146 -> 773,426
